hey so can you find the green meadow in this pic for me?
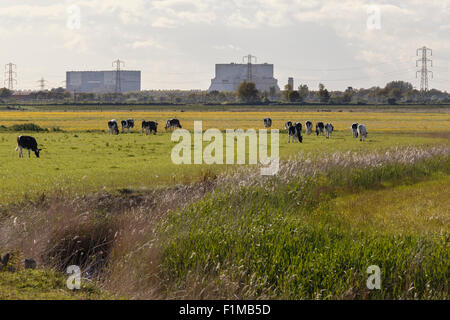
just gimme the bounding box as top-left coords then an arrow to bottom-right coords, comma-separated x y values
0,129 -> 447,204
0,108 -> 449,299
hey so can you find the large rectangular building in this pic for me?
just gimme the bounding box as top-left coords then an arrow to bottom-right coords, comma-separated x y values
66,70 -> 141,93
208,63 -> 280,92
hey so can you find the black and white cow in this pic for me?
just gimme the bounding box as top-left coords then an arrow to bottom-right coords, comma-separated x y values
142,121 -> 158,135
288,122 -> 303,143
121,119 -> 134,133
165,118 -> 182,131
108,119 -> 119,135
357,124 -> 368,141
351,123 -> 359,138
305,121 -> 313,135
16,135 -> 41,158
324,123 -> 334,139
315,122 -> 324,136
264,118 -> 272,128
285,121 -> 293,130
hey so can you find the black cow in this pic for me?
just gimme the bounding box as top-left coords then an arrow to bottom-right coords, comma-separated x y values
16,135 -> 41,158
305,121 -> 313,135
264,118 -> 272,128
121,119 -> 134,133
316,122 -> 324,136
285,121 -> 293,130
288,122 -> 303,143
351,123 -> 359,138
142,120 -> 158,135
165,118 -> 182,130
108,119 -> 119,135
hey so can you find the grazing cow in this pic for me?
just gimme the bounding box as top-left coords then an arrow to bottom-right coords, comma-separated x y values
165,118 -> 182,131
16,136 -> 41,158
351,123 -> 359,138
357,124 -> 368,141
288,122 -> 303,143
108,119 -> 119,135
121,119 -> 134,133
264,118 -> 272,128
285,121 -> 293,130
305,121 -> 313,135
324,123 -> 334,139
315,122 -> 324,136
142,120 -> 158,135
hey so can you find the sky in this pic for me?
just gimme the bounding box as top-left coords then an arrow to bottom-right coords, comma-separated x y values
0,0 -> 449,91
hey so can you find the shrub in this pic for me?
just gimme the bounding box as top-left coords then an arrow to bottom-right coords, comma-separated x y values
8,123 -> 48,132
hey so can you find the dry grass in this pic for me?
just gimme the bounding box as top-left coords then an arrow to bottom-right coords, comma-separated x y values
0,145 -> 448,299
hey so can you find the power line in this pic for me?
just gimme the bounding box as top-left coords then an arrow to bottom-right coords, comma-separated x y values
37,77 -> 48,91
416,46 -> 433,91
243,54 -> 257,82
112,58 -> 125,95
4,63 -> 17,90
293,68 -> 416,82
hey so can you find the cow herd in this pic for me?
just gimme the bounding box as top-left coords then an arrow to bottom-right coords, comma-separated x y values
263,118 -> 368,143
14,117 -> 368,158
107,118 -> 182,136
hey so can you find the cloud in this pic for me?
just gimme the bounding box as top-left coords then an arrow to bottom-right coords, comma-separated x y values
0,0 -> 448,90
130,39 -> 164,49
213,44 -> 242,51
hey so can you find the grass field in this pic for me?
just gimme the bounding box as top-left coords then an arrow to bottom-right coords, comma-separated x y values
0,110 -> 448,204
0,108 -> 449,299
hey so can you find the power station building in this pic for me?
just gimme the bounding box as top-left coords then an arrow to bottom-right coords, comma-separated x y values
66,70 -> 141,93
208,61 -> 280,92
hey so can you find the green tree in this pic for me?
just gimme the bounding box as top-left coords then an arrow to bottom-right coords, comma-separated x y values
317,83 -> 330,103
237,81 -> 260,103
282,83 -> 293,101
0,88 -> 13,98
288,90 -> 300,102
269,86 -> 277,100
298,84 -> 309,102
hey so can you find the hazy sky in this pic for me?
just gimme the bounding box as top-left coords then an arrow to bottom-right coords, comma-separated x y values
0,0 -> 449,91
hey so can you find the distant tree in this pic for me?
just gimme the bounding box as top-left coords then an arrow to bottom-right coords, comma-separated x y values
341,86 -> 354,104
385,81 -> 413,92
317,83 -> 330,103
0,88 -> 13,98
298,84 -> 309,102
388,88 -> 402,101
282,83 -> 293,101
237,81 -> 260,103
288,90 -> 300,102
269,86 -> 277,100
387,98 -> 397,105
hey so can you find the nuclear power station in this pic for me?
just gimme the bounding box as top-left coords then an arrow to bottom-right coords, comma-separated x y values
208,55 -> 280,92
66,70 -> 141,93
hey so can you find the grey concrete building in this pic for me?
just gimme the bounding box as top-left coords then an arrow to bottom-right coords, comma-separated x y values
208,63 -> 280,92
66,70 -> 141,93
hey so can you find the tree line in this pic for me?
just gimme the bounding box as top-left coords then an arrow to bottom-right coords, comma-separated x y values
0,80 -> 449,105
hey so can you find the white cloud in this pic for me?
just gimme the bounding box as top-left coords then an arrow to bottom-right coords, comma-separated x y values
130,39 -> 164,49
0,0 -> 448,90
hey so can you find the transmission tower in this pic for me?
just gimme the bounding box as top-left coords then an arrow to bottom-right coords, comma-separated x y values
112,59 -> 125,95
37,77 -> 48,91
4,63 -> 17,90
416,46 -> 433,91
242,54 -> 257,82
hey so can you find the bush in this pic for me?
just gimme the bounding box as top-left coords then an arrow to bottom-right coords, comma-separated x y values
8,123 -> 48,132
